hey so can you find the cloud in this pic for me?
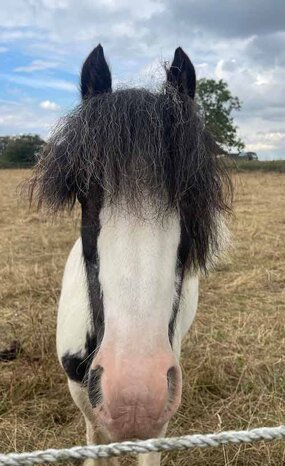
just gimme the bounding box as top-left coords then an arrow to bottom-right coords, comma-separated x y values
245,32 -> 285,67
14,60 -> 59,72
0,28 -> 40,42
39,100 -> 60,111
155,0 -> 285,39
0,99 -> 58,137
0,73 -> 77,93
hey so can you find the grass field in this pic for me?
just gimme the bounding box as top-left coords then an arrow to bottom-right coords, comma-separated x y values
226,158 -> 285,173
0,169 -> 285,466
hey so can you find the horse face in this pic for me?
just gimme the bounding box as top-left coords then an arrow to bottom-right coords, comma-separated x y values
87,203 -> 182,440
77,45 -> 198,440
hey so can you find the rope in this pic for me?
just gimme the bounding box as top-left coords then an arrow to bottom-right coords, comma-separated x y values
0,425 -> 285,465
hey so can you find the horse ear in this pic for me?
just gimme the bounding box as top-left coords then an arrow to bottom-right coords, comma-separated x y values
167,47 -> 196,99
81,44 -> 112,99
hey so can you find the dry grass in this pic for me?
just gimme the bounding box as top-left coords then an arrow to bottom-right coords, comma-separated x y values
0,169 -> 285,466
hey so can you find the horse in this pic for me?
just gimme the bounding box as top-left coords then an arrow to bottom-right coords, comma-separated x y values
30,44 -> 232,466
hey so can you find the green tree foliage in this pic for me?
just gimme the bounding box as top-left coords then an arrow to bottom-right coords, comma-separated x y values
0,134 -> 45,168
196,79 -> 244,152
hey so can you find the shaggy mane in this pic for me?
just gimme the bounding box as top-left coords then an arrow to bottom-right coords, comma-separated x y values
29,85 -> 232,271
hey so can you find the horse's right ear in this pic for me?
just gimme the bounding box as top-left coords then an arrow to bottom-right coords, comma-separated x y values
81,44 -> 112,99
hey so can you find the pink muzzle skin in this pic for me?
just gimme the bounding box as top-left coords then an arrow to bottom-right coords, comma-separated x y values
90,350 -> 182,441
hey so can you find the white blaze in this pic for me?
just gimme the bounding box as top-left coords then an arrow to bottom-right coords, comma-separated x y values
97,204 -> 181,354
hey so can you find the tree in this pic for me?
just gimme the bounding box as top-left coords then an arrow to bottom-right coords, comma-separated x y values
0,134 -> 45,167
196,79 -> 244,152
0,136 -> 11,153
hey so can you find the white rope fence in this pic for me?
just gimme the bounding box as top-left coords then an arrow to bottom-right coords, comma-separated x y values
1,425 -> 285,465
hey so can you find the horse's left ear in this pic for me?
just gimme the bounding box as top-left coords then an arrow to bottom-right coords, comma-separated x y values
167,47 -> 196,99
81,44 -> 112,99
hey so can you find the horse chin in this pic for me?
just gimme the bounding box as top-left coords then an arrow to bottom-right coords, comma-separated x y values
95,405 -> 166,441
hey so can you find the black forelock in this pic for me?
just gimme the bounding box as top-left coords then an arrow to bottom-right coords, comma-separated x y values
29,85 -> 232,271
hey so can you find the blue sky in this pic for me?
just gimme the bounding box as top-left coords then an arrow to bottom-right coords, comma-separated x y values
1,0 -> 285,160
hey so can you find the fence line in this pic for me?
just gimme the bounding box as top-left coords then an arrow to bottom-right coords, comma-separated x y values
1,425 -> 285,465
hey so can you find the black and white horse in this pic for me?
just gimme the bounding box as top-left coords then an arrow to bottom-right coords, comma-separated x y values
31,45 -> 231,466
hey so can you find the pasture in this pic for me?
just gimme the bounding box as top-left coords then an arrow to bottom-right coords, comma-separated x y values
0,169 -> 285,465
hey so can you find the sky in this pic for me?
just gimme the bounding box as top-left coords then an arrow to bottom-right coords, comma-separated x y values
0,0 -> 285,160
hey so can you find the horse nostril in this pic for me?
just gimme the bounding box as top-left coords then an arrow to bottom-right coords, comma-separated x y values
88,365 -> 103,408
167,366 -> 178,403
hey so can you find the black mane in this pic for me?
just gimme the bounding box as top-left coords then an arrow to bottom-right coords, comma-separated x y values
29,85 -> 232,271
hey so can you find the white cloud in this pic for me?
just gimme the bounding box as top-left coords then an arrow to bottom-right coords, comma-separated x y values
14,60 -> 59,72
0,99 -> 58,136
0,73 -> 77,93
40,100 -> 60,111
0,29 -> 40,42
